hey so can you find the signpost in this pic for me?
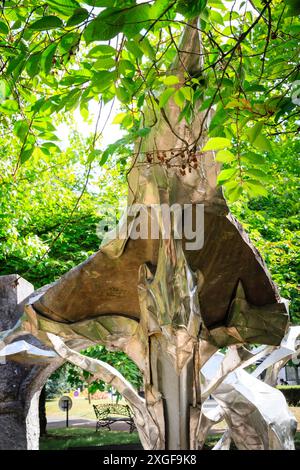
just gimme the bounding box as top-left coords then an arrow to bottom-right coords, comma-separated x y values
58,395 -> 73,428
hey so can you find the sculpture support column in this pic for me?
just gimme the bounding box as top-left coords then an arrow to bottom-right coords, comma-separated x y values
138,239 -> 202,449
150,342 -> 194,449
0,275 -> 34,449
0,275 -> 61,450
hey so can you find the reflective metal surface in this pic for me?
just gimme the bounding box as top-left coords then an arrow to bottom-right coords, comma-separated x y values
200,350 -> 297,450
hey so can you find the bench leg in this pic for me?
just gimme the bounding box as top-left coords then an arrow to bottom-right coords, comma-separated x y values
95,421 -> 111,432
129,420 -> 136,433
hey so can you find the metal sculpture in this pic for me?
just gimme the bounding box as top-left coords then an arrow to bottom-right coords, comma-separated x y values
0,20 -> 293,450
198,326 -> 300,450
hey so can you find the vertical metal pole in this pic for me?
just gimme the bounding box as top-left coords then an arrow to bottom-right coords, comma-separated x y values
66,401 -> 69,428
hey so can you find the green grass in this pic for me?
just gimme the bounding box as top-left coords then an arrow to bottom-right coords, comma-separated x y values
46,397 -> 126,421
40,427 -> 140,450
40,428 -> 300,450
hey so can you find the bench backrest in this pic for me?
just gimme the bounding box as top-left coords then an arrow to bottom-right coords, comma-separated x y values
93,403 -> 133,419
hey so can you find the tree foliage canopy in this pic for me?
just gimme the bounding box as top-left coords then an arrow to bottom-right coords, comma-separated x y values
0,0 -> 299,199
0,1 -> 299,322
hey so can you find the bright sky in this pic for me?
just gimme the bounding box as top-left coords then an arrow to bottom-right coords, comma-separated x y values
56,99 -> 123,150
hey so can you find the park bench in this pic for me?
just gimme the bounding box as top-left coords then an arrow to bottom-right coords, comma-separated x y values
93,403 -> 136,433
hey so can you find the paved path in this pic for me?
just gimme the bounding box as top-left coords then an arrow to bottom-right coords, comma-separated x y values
47,418 -> 130,431
47,418 -> 225,435
47,399 -> 223,433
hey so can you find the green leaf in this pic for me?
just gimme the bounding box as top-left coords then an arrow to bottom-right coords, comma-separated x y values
285,0 -> 300,16
112,113 -> 127,124
60,32 -> 80,52
125,40 -> 143,59
0,20 -> 9,35
29,16 -> 63,31
135,127 -> 151,137
33,119 -> 56,132
216,149 -> 235,163
66,8 -> 89,27
41,43 -> 58,75
181,86 -> 193,101
252,134 -> 272,153
122,4 -> 150,38
46,0 -> 80,16
40,146 -> 51,156
91,71 -> 115,92
42,142 -> 61,152
14,120 -> 29,140
87,149 -> 101,163
246,122 -> 263,144
119,60 -> 136,78
87,45 -> 116,58
244,179 -> 268,198
139,36 -> 156,60
173,89 -> 185,108
241,152 -> 265,166
0,79 -> 11,100
115,86 -> 130,104
210,9 -> 224,25
176,0 -> 207,18
150,0 -> 171,17
26,52 -> 42,78
6,54 -> 26,76
60,74 -> 90,86
100,147 -> 112,166
225,183 -> 243,202
159,88 -> 175,108
84,0 -> 118,5
200,97 -> 214,111
93,57 -> 116,70
245,169 -> 271,182
163,75 -> 180,86
37,131 -> 59,141
244,84 -> 266,93
217,168 -> 238,185
30,97 -> 46,113
63,89 -> 82,111
121,114 -> 133,129
0,99 -> 19,113
202,137 -> 232,151
245,123 -> 272,153
20,145 -> 34,164
83,9 -> 125,43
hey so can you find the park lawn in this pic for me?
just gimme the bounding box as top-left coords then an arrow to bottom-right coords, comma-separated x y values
40,427 -> 140,450
46,398 -> 300,431
40,428 -> 300,450
46,397 -> 126,421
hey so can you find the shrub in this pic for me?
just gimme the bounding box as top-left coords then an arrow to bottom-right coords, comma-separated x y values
276,385 -> 300,406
